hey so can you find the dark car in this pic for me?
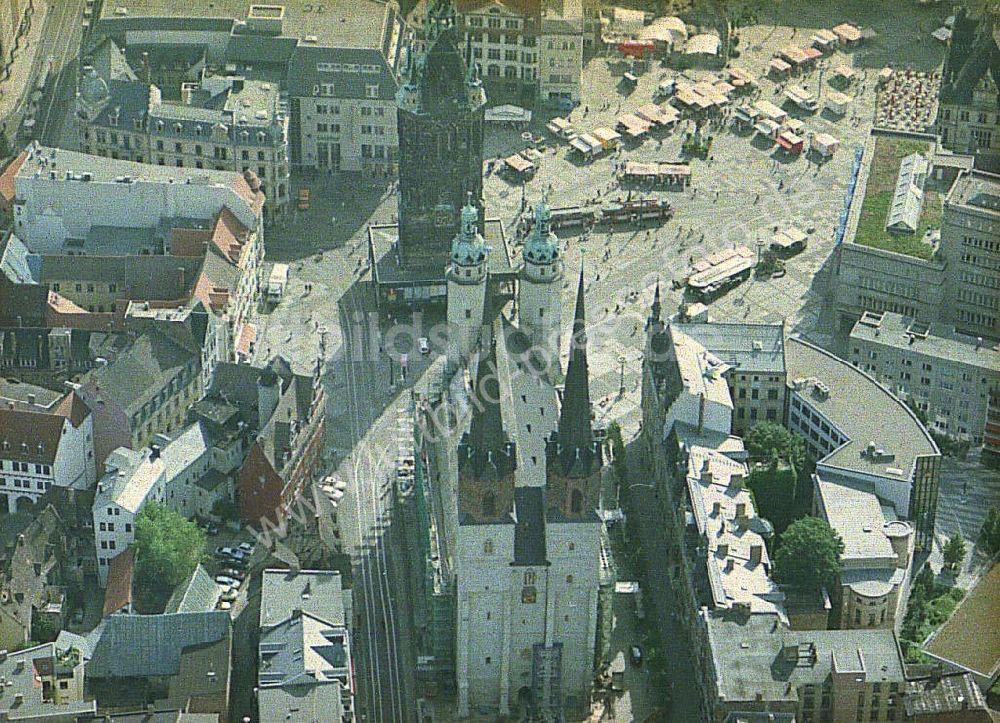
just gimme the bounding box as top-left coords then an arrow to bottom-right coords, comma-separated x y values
221,568 -> 245,581
630,645 -> 643,667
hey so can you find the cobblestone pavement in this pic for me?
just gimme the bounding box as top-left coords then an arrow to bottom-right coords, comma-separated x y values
932,453 -> 1000,588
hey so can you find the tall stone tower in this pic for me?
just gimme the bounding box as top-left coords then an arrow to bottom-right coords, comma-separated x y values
396,0 -> 487,267
446,199 -> 489,371
545,267 -> 603,519
518,199 -> 564,377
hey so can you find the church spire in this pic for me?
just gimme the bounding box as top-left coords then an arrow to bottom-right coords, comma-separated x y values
647,277 -> 661,329
556,264 -> 594,473
460,324 -> 515,481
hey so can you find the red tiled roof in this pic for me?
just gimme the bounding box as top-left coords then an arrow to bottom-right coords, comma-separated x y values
0,407 -> 66,464
211,207 -> 249,263
170,227 -> 211,257
0,151 -> 27,208
231,175 -> 265,216
102,547 -> 135,617
54,390 -> 91,428
235,322 -> 256,356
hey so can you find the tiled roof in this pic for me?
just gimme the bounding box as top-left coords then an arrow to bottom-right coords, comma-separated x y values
163,564 -> 219,614
513,486 -> 547,566
54,390 -> 91,428
0,151 -> 27,206
102,547 -> 135,617
0,407 -> 66,464
88,610 -> 231,678
88,330 -> 196,416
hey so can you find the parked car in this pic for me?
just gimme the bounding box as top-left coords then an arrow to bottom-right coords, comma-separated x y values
630,645 -> 643,667
418,337 -> 430,354
217,600 -> 232,611
221,568 -> 245,581
215,547 -> 247,562
219,589 -> 238,603
215,575 -> 240,588
237,542 -> 255,555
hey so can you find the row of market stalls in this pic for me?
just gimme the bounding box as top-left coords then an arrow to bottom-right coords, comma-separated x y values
621,161 -> 691,187
616,103 -> 680,140
735,99 -> 841,157
569,127 -> 622,159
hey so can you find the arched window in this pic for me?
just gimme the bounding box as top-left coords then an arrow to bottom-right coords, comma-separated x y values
570,489 -> 583,515
482,491 -> 496,518
483,539 -> 494,555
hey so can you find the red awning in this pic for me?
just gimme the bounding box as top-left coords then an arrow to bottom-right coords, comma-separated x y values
618,41 -> 654,58
776,135 -> 795,150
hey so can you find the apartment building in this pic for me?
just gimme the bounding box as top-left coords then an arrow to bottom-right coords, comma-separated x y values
849,311 -> 1000,444
76,49 -> 290,218
0,641 -> 95,721
539,15 -> 583,105
4,144 -> 265,256
674,322 -> 787,436
936,8 -> 1000,171
813,477 -> 913,631
937,169 -> 1000,340
79,329 -> 203,469
409,0 -> 585,107
697,612 -> 908,723
95,0 -> 406,177
258,569 -> 355,721
92,446 -> 166,585
0,388 -> 95,513
785,336 -> 941,551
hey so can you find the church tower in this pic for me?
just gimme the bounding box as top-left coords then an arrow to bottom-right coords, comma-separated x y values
446,199 -> 489,371
457,330 -> 517,523
517,198 -> 564,377
396,0 -> 487,267
545,267 -> 602,519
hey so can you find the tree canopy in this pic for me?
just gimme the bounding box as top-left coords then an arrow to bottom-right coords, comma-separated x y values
773,517 -> 844,591
133,503 -> 206,612
744,422 -> 807,471
979,507 -> 1000,555
942,533 -> 966,570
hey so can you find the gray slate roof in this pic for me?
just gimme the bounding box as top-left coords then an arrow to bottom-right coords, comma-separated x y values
260,568 -> 346,628
674,322 -> 786,374
163,564 -> 220,613
88,610 -> 231,678
513,487 -> 547,566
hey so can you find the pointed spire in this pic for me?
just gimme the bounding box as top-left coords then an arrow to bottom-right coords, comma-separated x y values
648,277 -> 661,329
557,264 -> 594,473
461,323 -> 514,481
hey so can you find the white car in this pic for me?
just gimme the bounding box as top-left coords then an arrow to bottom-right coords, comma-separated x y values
418,337 -> 430,354
237,542 -> 255,555
215,575 -> 240,588
217,600 -> 232,611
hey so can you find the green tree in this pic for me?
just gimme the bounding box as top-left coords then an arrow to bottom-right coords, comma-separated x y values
773,517 -> 844,591
133,503 -> 206,612
979,507 -> 1000,555
913,563 -> 935,595
744,422 -> 806,471
942,534 -> 966,570
745,463 -> 799,534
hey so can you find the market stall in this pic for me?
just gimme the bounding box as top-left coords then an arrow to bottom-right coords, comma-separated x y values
503,153 -> 536,179
546,116 -> 575,138
810,132 -> 840,157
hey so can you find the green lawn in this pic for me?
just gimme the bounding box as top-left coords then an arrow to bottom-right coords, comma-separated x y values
853,137 -> 938,261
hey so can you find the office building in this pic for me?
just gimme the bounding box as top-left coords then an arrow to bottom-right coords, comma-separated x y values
785,336 -> 941,550
849,311 -> 1000,444
95,0 -> 406,178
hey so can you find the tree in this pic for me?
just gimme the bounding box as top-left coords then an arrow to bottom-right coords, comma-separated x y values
978,507 -> 1000,555
773,517 -> 844,592
133,503 -> 206,612
745,463 -> 799,534
942,534 -> 966,570
744,422 -> 807,471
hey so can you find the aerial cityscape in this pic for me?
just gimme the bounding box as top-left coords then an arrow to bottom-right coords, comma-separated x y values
0,0 -> 997,721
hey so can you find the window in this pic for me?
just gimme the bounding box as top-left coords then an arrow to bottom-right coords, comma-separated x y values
751,388 -> 760,400
566,574 -> 573,583
125,523 -> 132,532
768,388 -> 779,400
570,489 -> 583,514
524,571 -> 536,586
366,84 -> 379,99
483,539 -> 493,554
485,656 -> 492,665
481,491 -> 496,518
195,144 -> 202,156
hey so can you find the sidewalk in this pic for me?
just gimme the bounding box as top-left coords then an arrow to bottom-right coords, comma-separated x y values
0,1 -> 51,136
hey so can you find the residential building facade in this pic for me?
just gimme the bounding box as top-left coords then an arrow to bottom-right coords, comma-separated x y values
674,321 -> 787,436
0,389 -> 95,513
92,447 -> 167,586
849,311 -> 1000,443
94,0 -> 406,178
76,45 -> 290,218
936,8 -> 1000,172
539,15 -> 583,104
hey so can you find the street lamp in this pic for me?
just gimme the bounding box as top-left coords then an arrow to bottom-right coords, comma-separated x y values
618,355 -> 627,397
